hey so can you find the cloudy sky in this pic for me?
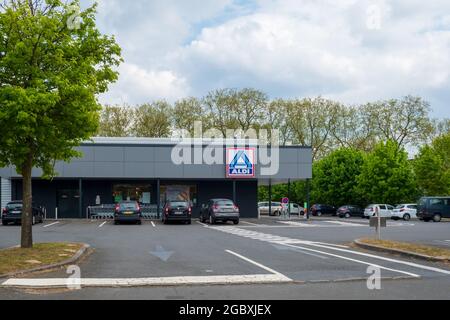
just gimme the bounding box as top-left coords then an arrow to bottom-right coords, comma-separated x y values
82,0 -> 450,118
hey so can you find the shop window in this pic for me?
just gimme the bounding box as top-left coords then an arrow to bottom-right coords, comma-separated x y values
113,184 -> 152,204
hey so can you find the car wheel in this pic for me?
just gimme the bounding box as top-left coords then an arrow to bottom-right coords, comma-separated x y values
433,214 -> 442,223
423,218 -> 431,222
316,211 -> 322,217
300,211 -> 304,216
187,220 -> 192,225
403,214 -> 411,221
2,221 -> 7,226
345,213 -> 351,219
209,215 -> 215,225
32,216 -> 36,226
114,221 -> 119,225
137,220 -> 142,225
233,220 -> 239,225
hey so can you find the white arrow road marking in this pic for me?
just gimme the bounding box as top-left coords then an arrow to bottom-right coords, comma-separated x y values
43,222 -> 60,228
151,221 -> 156,227
98,221 -> 107,228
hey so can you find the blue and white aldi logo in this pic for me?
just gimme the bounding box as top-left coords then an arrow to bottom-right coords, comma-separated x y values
227,148 -> 256,178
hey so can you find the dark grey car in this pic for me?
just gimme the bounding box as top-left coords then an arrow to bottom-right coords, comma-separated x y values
417,197 -> 450,222
200,199 -> 240,225
1,201 -> 44,226
162,200 -> 192,225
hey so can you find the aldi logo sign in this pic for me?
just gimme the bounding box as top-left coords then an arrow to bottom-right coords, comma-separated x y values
227,148 -> 256,178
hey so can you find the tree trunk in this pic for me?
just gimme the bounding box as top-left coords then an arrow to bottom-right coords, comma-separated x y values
21,154 -> 33,249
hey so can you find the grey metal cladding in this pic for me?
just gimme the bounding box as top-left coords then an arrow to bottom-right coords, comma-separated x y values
74,147 -> 95,162
154,162 -> 183,178
271,163 -> 299,179
94,162 -> 124,178
124,162 -> 155,178
298,149 -> 313,163
298,163 -> 313,179
124,147 -> 155,162
94,147 -> 125,162
62,162 -> 94,178
183,164 -> 212,179
210,165 -> 227,178
0,144 -> 312,180
154,147 -> 173,162
279,148 -> 299,163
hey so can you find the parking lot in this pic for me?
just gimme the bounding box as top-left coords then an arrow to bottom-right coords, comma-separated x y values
1,216 -> 450,299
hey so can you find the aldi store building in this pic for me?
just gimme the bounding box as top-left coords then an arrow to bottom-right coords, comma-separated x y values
0,138 -> 312,219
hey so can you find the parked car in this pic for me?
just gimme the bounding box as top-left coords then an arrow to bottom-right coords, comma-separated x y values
1,201 -> 44,226
417,197 -> 450,223
337,205 -> 364,218
311,204 -> 336,216
200,199 -> 240,225
162,200 -> 192,225
114,201 -> 142,225
363,204 -> 394,219
391,204 -> 417,221
258,202 -> 283,216
289,203 -> 305,216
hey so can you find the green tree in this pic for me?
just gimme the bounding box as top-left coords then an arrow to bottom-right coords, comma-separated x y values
203,88 -> 267,137
356,140 -> 418,205
312,148 -> 365,207
414,132 -> 450,196
287,97 -> 341,161
0,0 -> 122,248
133,101 -> 172,138
98,105 -> 133,137
173,97 -> 211,136
364,96 -> 434,150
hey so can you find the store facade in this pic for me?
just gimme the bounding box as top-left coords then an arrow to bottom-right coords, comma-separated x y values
0,138 -> 312,219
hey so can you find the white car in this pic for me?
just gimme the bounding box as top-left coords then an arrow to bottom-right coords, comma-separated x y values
258,202 -> 283,216
289,203 -> 305,216
391,204 -> 417,221
364,204 -> 395,218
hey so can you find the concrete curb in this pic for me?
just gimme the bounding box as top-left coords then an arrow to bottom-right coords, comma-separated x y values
354,239 -> 449,263
0,243 -> 91,279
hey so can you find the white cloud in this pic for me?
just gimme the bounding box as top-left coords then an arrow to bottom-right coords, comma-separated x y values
89,0 -> 450,117
100,63 -> 189,105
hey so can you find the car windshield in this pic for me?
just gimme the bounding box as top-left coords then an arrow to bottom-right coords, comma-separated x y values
119,202 -> 138,210
6,203 -> 22,210
216,200 -> 234,207
395,205 -> 405,209
169,201 -> 189,207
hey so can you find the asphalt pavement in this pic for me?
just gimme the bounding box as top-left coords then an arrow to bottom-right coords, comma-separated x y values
0,215 -> 449,299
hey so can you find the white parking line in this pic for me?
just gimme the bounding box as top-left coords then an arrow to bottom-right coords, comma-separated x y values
212,226 -> 450,277
240,221 -> 261,226
43,222 -> 60,228
226,250 -> 290,279
302,242 -> 450,276
1,274 -> 291,288
151,221 -> 156,227
98,221 -> 107,228
281,243 -> 420,278
325,220 -> 365,227
196,221 -> 208,227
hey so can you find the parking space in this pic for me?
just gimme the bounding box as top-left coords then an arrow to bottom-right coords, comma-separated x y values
1,216 -> 450,290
